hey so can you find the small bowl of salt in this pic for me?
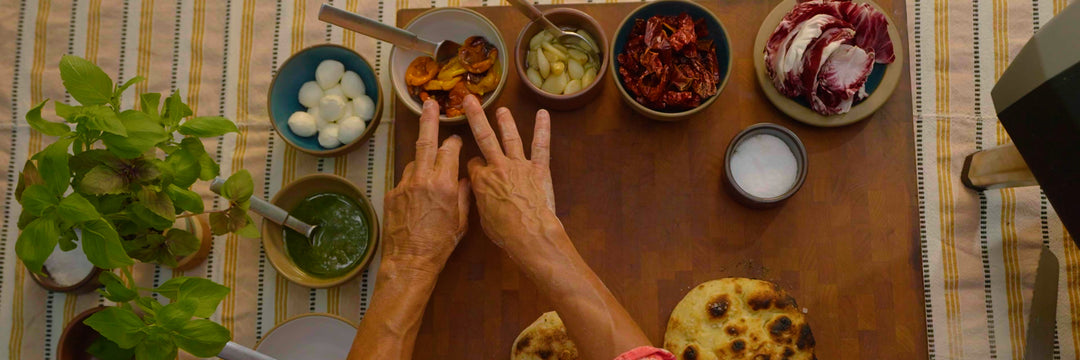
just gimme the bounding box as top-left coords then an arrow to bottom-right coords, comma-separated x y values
724,123 -> 807,208
29,233 -> 103,293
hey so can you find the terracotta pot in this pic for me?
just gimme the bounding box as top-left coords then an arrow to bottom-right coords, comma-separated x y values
28,229 -> 104,294
172,214 -> 213,271
57,306 -> 107,360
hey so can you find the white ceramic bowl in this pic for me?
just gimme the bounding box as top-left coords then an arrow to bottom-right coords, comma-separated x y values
254,314 -> 357,360
389,8 -> 508,123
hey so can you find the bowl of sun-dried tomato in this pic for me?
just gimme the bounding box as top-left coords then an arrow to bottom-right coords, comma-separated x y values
611,0 -> 732,121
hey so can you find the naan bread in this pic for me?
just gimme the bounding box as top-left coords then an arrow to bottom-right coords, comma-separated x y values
664,278 -> 816,360
511,311 -> 579,360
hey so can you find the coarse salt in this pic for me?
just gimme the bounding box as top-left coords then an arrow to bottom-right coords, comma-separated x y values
730,134 -> 798,198
43,230 -> 94,287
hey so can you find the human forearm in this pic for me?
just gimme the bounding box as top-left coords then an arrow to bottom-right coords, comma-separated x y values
511,214 -> 652,360
346,257 -> 441,360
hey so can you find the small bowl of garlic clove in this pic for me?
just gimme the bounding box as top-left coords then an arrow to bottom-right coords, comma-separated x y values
514,8 -> 608,111
268,44 -> 383,156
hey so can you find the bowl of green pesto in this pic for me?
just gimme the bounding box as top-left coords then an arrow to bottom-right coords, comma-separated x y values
264,174 -> 379,288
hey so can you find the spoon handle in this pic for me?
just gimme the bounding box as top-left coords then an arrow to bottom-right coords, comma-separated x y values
508,0 -> 563,36
218,341 -> 279,360
319,4 -> 438,55
209,178 -> 318,238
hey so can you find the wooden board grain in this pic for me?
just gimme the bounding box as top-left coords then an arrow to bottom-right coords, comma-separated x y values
392,1 -> 925,359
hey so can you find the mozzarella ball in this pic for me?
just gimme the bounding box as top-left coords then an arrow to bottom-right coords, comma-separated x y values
315,60 -> 345,89
352,95 -> 375,121
338,101 -> 354,121
324,84 -> 345,99
298,81 -> 324,108
307,105 -> 321,121
338,116 -> 367,144
318,125 -> 342,148
287,111 -> 318,137
340,71 -> 366,98
318,95 -> 348,121
314,112 -> 331,130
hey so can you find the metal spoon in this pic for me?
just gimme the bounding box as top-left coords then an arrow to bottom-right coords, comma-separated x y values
318,4 -> 460,63
508,0 -> 599,55
209,178 -> 319,241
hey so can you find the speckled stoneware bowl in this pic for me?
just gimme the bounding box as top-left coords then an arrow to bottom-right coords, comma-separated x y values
254,313 -> 358,359
610,0 -> 733,121
514,8 -> 609,111
268,44 -> 383,156
263,174 -> 379,288
389,8 -> 508,123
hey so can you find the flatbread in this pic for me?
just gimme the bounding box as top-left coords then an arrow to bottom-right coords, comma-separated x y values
511,311 -> 580,360
664,278 -> 816,360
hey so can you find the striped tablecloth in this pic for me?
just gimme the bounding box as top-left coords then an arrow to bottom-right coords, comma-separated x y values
907,0 -> 1079,358
1,0 -> 1078,359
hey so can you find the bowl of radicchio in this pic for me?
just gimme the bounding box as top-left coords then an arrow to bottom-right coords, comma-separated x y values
610,0 -> 732,121
754,0 -> 903,127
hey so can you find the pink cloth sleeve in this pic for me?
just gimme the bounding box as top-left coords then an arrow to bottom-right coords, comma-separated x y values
613,346 -> 676,360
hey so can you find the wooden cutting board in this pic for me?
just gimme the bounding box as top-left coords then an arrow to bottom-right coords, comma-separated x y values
393,1 -> 924,359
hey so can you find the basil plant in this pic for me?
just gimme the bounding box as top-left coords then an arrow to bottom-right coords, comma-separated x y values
14,55 -> 258,359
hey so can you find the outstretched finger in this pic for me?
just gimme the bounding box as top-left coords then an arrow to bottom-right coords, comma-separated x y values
531,109 -> 551,167
495,107 -> 525,159
415,100 -> 441,174
399,162 -> 416,185
435,135 -> 463,179
463,95 -> 505,164
455,178 -> 471,241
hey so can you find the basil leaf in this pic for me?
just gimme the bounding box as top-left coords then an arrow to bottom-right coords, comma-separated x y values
20,184 -> 58,216
80,219 -> 135,269
79,105 -> 127,136
56,193 -> 101,223
165,184 -> 203,214
135,296 -> 163,318
153,277 -> 188,300
53,102 -> 77,120
86,337 -> 135,360
86,307 -> 147,349
17,209 -> 38,230
102,110 -> 168,159
178,116 -> 238,138
15,216 -> 59,274
140,92 -> 161,117
236,215 -> 260,239
26,100 -> 71,136
59,55 -> 113,106
164,228 -> 200,258
114,75 -> 145,98
137,187 -> 176,221
79,165 -> 126,195
162,92 -> 193,128
157,299 -> 197,331
135,327 -> 178,360
179,137 -> 219,180
57,228 -> 77,251
127,203 -> 174,231
209,206 -> 247,236
178,277 -> 230,318
165,147 -> 200,188
37,137 -> 74,196
16,161 -> 45,202
97,271 -> 138,302
172,319 -> 231,357
221,170 -> 253,203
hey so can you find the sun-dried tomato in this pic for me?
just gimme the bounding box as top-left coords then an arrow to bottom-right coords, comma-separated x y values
445,82 -> 471,118
406,56 -> 439,86
617,12 -> 720,111
458,36 -> 498,74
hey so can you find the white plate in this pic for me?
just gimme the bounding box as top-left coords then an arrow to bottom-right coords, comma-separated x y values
255,314 -> 358,360
389,8 -> 508,123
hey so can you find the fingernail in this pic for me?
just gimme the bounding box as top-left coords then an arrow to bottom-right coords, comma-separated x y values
537,109 -> 549,117
449,134 -> 461,140
466,95 -> 478,105
496,107 -> 510,116
423,99 -> 436,109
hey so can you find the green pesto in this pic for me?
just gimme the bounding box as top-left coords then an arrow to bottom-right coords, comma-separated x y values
284,192 -> 369,278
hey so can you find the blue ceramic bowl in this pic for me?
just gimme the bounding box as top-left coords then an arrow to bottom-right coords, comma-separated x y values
268,44 -> 382,156
610,0 -> 733,121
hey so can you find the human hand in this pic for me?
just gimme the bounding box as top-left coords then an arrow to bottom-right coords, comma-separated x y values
382,100 -> 471,272
462,95 -> 563,258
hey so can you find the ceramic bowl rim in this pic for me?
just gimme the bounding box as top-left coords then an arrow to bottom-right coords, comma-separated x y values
513,8 -> 609,102
609,0 -> 734,121
389,7 -> 509,124
267,43 -> 384,156
254,312 -> 358,350
262,173 -> 381,288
